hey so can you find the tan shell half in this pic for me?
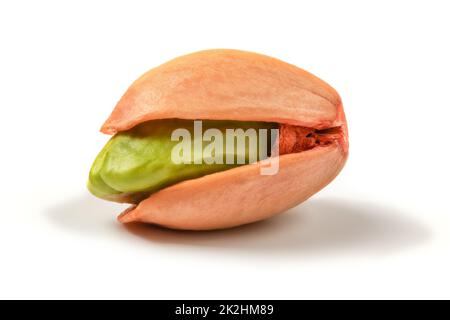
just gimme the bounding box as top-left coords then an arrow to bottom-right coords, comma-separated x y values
102,49 -> 348,230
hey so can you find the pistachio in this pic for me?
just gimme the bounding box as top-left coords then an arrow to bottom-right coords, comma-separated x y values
89,49 -> 348,230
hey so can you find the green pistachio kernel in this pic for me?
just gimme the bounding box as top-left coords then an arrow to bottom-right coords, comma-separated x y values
88,119 -> 277,203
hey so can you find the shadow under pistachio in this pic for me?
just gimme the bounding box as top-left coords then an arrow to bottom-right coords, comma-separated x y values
46,193 -> 431,256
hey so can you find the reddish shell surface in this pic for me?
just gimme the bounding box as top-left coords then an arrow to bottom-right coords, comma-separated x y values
101,49 -> 345,134
101,49 -> 348,230
119,145 -> 347,230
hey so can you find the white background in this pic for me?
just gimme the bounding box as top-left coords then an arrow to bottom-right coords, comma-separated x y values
0,0 -> 449,299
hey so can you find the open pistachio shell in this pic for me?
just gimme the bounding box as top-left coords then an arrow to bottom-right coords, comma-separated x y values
94,49 -> 348,230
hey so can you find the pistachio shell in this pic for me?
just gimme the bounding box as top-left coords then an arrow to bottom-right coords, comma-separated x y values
94,49 -> 348,230
119,144 -> 347,230
101,49 -> 344,134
